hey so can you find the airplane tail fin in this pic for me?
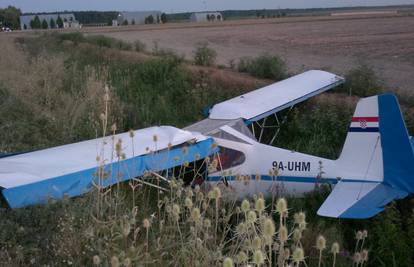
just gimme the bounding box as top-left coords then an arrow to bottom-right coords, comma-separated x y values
318,94 -> 414,218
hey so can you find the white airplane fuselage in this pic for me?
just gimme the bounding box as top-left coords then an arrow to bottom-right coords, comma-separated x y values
207,132 -> 382,198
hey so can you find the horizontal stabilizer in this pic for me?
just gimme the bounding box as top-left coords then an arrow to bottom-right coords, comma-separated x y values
317,181 -> 407,219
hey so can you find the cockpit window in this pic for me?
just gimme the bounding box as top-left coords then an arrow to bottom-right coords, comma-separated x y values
215,147 -> 246,170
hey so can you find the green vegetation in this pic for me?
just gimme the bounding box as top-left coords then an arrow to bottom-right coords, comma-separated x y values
238,54 -> 287,81
0,32 -> 413,266
341,64 -> 383,97
193,42 -> 217,67
0,5 -> 21,30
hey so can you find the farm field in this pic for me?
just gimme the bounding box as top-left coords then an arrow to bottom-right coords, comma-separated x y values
85,14 -> 414,92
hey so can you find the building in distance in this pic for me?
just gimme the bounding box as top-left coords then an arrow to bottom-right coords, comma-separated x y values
114,11 -> 163,26
20,13 -> 80,30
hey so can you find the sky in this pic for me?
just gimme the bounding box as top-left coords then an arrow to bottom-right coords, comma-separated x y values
1,0 -> 414,13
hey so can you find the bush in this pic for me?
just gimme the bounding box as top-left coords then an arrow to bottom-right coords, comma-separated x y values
134,40 -> 146,52
237,54 -> 287,80
342,64 -> 383,97
193,42 -> 217,66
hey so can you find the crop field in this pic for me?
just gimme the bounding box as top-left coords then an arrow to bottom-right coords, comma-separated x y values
84,14 -> 414,92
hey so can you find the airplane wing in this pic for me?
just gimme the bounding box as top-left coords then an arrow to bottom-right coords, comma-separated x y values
317,181 -> 408,219
208,70 -> 344,122
0,126 -> 216,208
186,70 -> 344,138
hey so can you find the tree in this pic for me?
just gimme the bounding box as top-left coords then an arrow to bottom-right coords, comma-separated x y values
145,15 -> 154,24
206,14 -> 210,21
160,13 -> 167,23
156,14 -> 160,24
41,19 -> 48,29
122,19 -> 128,26
32,15 -> 41,29
131,19 -> 135,25
23,24 -> 27,30
50,18 -> 56,29
0,6 -> 22,30
56,15 -> 63,28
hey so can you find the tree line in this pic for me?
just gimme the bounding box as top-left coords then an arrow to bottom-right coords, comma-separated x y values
27,15 -> 66,29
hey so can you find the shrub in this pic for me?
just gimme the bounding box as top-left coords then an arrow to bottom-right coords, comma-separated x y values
134,40 -> 146,52
342,63 -> 383,97
193,42 -> 217,66
237,54 -> 287,80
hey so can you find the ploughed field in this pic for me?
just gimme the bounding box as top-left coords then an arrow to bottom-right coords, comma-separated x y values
84,14 -> 414,92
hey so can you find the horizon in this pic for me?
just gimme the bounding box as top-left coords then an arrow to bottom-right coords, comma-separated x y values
1,0 -> 414,14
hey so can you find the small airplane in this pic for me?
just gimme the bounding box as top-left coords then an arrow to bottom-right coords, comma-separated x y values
1,70 -> 413,219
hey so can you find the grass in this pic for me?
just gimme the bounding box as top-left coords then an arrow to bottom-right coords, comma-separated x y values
0,32 -> 414,266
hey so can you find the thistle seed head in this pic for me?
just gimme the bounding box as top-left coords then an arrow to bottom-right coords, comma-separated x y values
241,199 -> 250,213
331,242 -> 340,254
276,198 -> 288,214
253,250 -> 264,265
316,235 -> 326,251
223,257 -> 234,267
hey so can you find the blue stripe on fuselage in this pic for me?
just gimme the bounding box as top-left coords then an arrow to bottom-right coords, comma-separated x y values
207,175 -> 379,184
349,127 -> 379,133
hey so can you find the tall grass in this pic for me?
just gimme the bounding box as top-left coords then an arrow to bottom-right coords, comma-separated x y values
0,33 -> 413,266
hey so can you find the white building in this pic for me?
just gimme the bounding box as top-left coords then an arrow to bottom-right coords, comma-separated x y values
190,12 -> 223,23
20,13 -> 80,30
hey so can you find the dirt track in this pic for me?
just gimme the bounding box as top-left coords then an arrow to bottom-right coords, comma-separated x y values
86,14 -> 414,92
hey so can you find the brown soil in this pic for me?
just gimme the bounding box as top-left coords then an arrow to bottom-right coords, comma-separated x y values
83,14 -> 414,92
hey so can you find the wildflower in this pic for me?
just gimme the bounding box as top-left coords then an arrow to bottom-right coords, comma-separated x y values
143,218 -> 151,229
204,218 -> 211,228
191,207 -> 201,222
122,220 -> 131,237
362,230 -> 368,239
223,257 -> 234,267
298,221 -> 307,231
172,204 -> 181,217
353,252 -> 362,265
316,235 -> 326,250
247,210 -> 257,224
361,249 -> 369,262
185,197 -> 193,209
236,251 -> 248,264
241,199 -> 250,213
331,242 -> 340,254
263,218 -> 275,239
253,250 -> 265,265
356,230 -> 363,240
93,255 -> 101,265
255,197 -> 265,213
276,198 -> 288,214
253,236 -> 262,250
111,256 -> 120,267
284,248 -> 290,260
293,228 -> 302,242
292,247 -> 305,264
294,212 -> 306,225
279,225 -> 288,242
